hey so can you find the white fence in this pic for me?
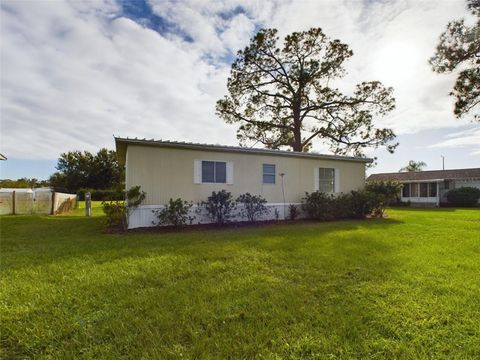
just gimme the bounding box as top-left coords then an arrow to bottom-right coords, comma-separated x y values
0,189 -> 77,215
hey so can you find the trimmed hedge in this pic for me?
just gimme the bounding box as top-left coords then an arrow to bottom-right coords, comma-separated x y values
78,189 -> 124,201
447,187 -> 480,207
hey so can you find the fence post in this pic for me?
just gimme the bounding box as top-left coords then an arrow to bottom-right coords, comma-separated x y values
85,192 -> 91,217
12,191 -> 15,215
51,192 -> 56,215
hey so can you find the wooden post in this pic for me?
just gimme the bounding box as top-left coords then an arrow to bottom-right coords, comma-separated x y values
12,191 -> 15,215
51,191 -> 56,215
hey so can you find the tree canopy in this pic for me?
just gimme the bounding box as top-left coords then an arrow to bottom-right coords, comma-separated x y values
216,28 -> 397,156
399,160 -> 427,172
49,149 -> 123,193
430,0 -> 480,121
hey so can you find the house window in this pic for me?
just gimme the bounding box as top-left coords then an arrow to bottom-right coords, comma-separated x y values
202,161 -> 226,183
444,180 -> 450,190
319,168 -> 335,193
263,164 -> 276,184
411,183 -> 419,197
402,183 -> 410,197
420,183 -> 428,197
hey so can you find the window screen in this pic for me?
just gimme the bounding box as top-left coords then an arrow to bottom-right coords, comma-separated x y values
420,183 -> 428,197
402,183 -> 410,197
202,161 -> 226,183
429,182 -> 437,197
263,164 -> 276,184
411,183 -> 419,197
319,168 -> 335,193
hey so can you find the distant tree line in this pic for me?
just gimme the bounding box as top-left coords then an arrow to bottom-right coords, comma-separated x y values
49,149 -> 124,193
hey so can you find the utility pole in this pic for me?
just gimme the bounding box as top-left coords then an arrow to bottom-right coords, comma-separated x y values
441,155 -> 445,170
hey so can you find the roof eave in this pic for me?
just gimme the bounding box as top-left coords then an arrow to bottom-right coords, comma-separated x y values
114,137 -> 373,163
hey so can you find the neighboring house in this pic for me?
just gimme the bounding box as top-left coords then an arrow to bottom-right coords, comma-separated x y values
115,137 -> 372,228
367,168 -> 480,206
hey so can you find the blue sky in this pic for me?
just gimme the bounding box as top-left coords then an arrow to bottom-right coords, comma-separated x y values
1,0 -> 479,180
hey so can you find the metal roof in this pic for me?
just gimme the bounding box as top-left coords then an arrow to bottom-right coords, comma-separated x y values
367,168 -> 480,182
114,136 -> 373,165
0,153 -> 6,160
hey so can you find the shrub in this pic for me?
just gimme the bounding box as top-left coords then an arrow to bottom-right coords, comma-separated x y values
153,198 -> 193,226
203,190 -> 236,224
102,186 -> 146,230
288,204 -> 299,220
447,187 -> 480,207
330,193 -> 353,219
302,192 -> 334,220
365,180 -> 402,217
236,193 -> 269,222
349,190 -> 376,219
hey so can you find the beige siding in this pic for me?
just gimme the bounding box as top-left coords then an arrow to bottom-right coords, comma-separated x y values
126,145 -> 366,205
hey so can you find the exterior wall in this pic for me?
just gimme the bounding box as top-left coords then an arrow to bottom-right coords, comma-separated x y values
125,145 -> 367,228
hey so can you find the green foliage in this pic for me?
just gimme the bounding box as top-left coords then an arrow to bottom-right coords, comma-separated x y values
154,198 -> 194,227
303,189 -> 378,220
365,180 -> 403,217
430,0 -> 479,121
399,160 -> 427,172
102,186 -> 145,230
236,193 -> 269,222
447,186 -> 480,207
49,148 -> 124,193
202,190 -> 236,224
288,204 -> 299,220
101,201 -> 126,230
2,208 -> 480,358
216,27 -> 397,156
77,189 -> 124,201
0,178 -> 50,188
302,192 -> 336,220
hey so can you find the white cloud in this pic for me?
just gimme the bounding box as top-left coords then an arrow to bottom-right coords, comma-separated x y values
0,0 -> 476,163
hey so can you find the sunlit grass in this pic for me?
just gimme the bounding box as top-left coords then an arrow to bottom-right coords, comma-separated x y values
1,207 -> 479,358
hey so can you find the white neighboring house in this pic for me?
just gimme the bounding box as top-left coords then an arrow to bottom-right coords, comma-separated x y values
367,168 -> 480,206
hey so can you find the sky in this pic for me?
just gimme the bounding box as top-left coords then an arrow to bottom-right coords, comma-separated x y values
0,0 -> 478,180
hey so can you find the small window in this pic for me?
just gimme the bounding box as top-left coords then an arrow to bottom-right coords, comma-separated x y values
402,183 -> 410,197
411,183 -> 419,197
319,168 -> 335,193
202,161 -> 226,183
444,180 -> 450,190
420,183 -> 428,197
429,182 -> 437,197
263,164 -> 276,184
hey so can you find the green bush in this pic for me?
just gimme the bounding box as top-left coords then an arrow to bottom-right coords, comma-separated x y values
102,186 -> 146,231
202,190 -> 236,224
153,198 -> 194,226
302,190 -> 378,221
78,189 -> 123,201
365,180 -> 402,217
349,190 -> 376,219
288,204 -> 299,220
302,192 -> 335,220
236,193 -> 269,222
447,187 -> 480,207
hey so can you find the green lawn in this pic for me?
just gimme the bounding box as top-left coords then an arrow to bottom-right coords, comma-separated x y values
1,205 -> 479,359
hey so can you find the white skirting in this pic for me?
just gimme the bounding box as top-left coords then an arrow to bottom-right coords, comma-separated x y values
127,203 -> 304,229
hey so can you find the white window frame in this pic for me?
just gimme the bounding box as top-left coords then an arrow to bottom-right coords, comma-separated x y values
314,167 -> 339,193
262,164 -> 276,185
194,160 -> 233,185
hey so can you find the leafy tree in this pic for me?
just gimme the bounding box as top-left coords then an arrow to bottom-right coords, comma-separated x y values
216,28 -> 397,156
430,0 -> 480,121
49,149 -> 124,193
399,160 -> 427,172
0,178 -> 49,188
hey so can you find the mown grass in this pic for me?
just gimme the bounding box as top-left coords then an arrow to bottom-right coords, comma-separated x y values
1,204 -> 479,359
